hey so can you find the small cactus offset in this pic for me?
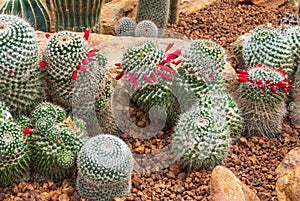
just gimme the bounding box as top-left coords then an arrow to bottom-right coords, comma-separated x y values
134,20 -> 158,38
0,14 -> 43,116
115,17 -> 136,36
0,102 -> 31,187
173,97 -> 232,171
29,102 -> 88,180
236,64 -> 293,137
135,0 -> 170,29
48,0 -> 104,33
0,0 -> 51,32
76,134 -> 134,201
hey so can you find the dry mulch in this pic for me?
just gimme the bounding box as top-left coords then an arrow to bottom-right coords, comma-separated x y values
1,0 -> 299,200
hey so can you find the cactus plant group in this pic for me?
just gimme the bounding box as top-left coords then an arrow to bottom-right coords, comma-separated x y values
76,134 -> 134,201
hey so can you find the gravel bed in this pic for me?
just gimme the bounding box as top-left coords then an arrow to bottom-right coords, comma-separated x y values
1,0 -> 299,200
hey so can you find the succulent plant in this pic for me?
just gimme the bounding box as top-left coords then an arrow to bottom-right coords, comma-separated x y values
0,14 -> 43,116
29,102 -> 88,180
134,20 -> 158,38
173,97 -> 232,171
169,0 -> 179,24
76,134 -> 134,201
0,102 -> 31,187
47,0 -> 104,33
115,17 -> 136,36
135,0 -> 170,28
0,0 -> 51,32
236,64 -> 293,137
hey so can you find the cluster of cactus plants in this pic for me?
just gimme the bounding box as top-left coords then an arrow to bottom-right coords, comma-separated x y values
77,134 -> 134,201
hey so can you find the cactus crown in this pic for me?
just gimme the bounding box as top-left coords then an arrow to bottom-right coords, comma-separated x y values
237,64 -> 293,103
78,134 -> 134,184
134,20 -> 158,38
115,17 -> 136,36
115,41 -> 181,89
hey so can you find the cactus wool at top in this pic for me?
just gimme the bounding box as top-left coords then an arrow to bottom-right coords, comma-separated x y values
0,14 -> 43,116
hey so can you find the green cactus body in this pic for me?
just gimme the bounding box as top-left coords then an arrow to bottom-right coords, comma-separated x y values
241,24 -> 294,76
169,0 -> 179,24
115,41 -> 183,126
50,0 -> 103,33
0,14 -> 43,116
135,0 -> 170,28
29,102 -> 88,180
236,65 -> 293,137
134,20 -> 158,38
173,99 -> 232,171
76,134 -> 134,201
115,17 -> 136,36
0,0 -> 51,32
0,102 -> 30,187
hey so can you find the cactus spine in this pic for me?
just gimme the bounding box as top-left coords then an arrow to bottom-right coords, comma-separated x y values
0,14 -> 43,116
135,0 -> 170,28
0,0 -> 51,32
76,134 -> 134,201
236,65 -> 293,137
0,102 -> 30,187
48,0 -> 103,33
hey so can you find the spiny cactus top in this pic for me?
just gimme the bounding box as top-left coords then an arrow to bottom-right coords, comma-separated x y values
173,101 -> 232,171
242,24 -> 294,75
115,17 -> 136,36
115,41 -> 182,90
0,102 -> 30,187
0,0 -> 51,32
0,14 -> 43,116
134,20 -> 158,38
237,64 -> 293,104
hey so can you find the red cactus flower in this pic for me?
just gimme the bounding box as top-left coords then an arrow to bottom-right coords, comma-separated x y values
39,61 -> 48,67
77,65 -> 88,72
22,128 -> 32,135
116,71 -> 124,80
72,70 -> 78,80
83,29 -> 90,40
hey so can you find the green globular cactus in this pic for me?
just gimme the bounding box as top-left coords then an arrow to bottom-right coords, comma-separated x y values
29,102 -> 88,180
49,0 -> 103,33
0,102 -> 30,187
236,64 -> 293,137
134,20 -> 158,38
76,134 -> 134,201
135,0 -> 170,29
114,41 -> 183,126
0,14 -> 43,116
0,0 -> 51,32
240,24 -> 295,76
115,17 -> 136,36
173,98 -> 232,171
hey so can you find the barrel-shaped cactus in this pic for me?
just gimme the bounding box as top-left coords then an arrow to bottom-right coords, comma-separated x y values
0,102 -> 30,187
29,102 -> 88,180
76,134 -> 134,201
0,0 -> 51,32
115,17 -> 136,36
135,0 -> 170,28
236,65 -> 293,137
134,20 -> 158,38
173,97 -> 232,171
0,14 -> 43,116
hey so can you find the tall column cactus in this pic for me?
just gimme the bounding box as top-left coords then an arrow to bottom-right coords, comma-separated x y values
236,64 -> 293,137
76,134 -> 134,201
169,0 -> 179,24
48,0 -> 104,33
0,0 -> 51,32
135,0 -> 170,29
0,14 -> 43,117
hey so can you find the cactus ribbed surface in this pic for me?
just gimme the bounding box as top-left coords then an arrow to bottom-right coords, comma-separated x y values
0,102 -> 30,187
77,134 -> 134,201
134,20 -> 158,38
49,0 -> 103,33
0,14 -> 43,116
0,0 -> 51,32
169,0 -> 179,24
173,97 -> 232,171
29,102 -> 88,180
135,0 -> 170,28
115,17 -> 136,36
236,65 -> 293,137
